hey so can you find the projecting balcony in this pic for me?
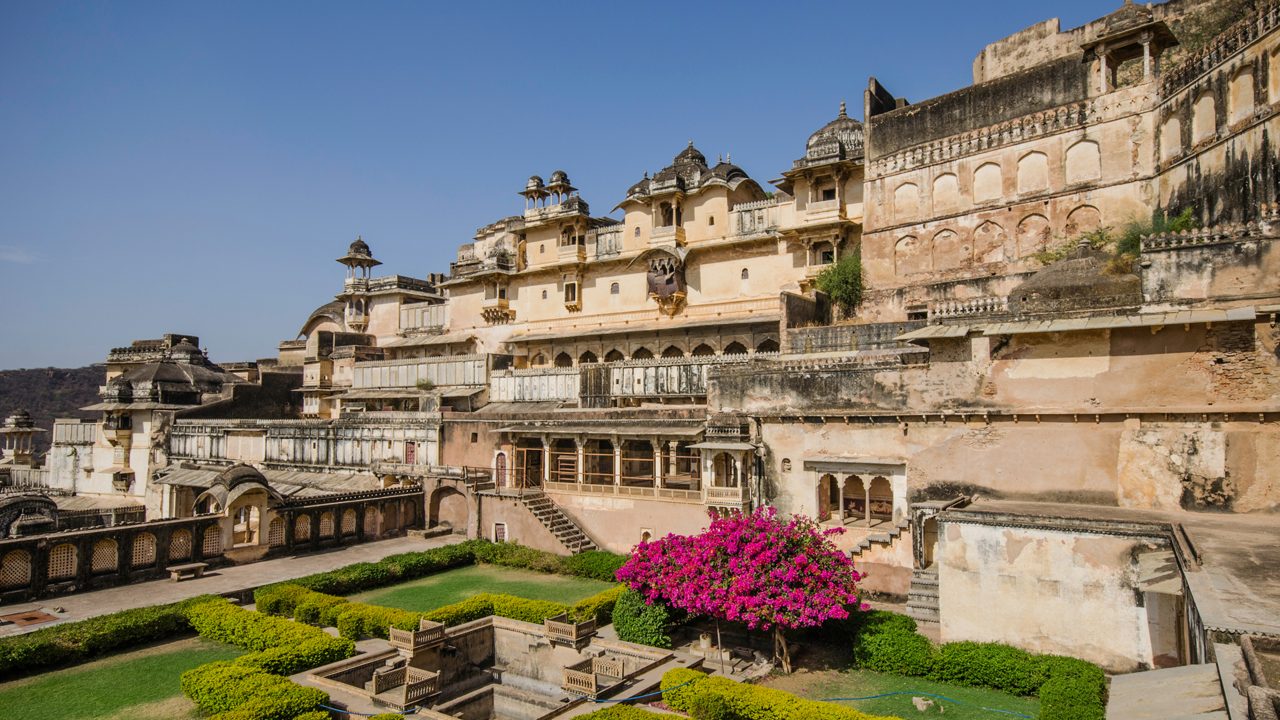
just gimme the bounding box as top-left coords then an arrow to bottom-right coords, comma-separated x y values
704,484 -> 749,508
558,243 -> 585,262
649,225 -> 686,247
803,198 -> 843,224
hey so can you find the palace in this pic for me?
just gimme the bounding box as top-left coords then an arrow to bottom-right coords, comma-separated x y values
3,0 -> 1279,677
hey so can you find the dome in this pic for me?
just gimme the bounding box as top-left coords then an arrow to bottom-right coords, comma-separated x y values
169,341 -> 202,364
804,102 -> 864,162
549,170 -> 570,185
347,236 -> 372,257
674,141 -> 707,166
4,409 -> 32,427
525,175 -> 546,192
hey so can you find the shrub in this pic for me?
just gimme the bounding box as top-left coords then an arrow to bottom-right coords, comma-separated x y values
368,714 -> 406,720
570,584 -> 626,625
335,603 -> 422,640
180,661 -> 328,719
1037,655 -> 1107,720
253,584 -> 314,618
295,593 -> 350,627
472,541 -> 566,574
857,629 -> 936,676
490,594 -> 570,624
612,589 -> 675,648
660,667 -> 895,720
0,594 -> 219,677
928,641 -> 1047,695
233,636 -> 353,676
814,254 -> 865,314
422,595 -> 495,626
562,550 -> 628,581
185,598 -> 354,668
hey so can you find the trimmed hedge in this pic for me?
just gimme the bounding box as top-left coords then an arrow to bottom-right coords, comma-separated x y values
849,610 -> 1108,720
180,661 -> 328,720
612,589 -> 675,648
186,598 -> 354,668
0,593 -> 221,677
576,707 -> 670,719
661,667 -> 897,720
562,549 -> 628,582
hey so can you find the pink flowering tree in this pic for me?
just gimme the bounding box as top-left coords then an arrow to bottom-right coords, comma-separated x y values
616,506 -> 867,673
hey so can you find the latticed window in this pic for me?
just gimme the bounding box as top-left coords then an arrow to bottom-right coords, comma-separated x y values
294,515 -> 311,542
170,529 -> 192,561
267,518 -> 285,547
319,512 -> 334,538
48,543 -> 77,580
202,526 -> 222,556
1,550 -> 32,589
91,539 -> 118,573
363,506 -> 377,537
131,533 -> 156,568
341,509 -> 356,536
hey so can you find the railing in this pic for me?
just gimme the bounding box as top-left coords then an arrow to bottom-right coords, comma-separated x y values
590,226 -> 624,258
545,613 -> 596,646
594,656 -> 625,679
544,480 -> 704,503
371,666 -> 406,695
404,667 -> 440,703
705,485 -> 749,506
343,278 -> 369,293
805,198 -> 841,215
929,296 -> 1008,319
490,367 -> 580,402
352,355 -> 487,389
1161,3 -> 1279,98
558,242 -> 586,261
562,665 -> 598,697
730,198 -> 780,236
650,225 -> 686,245
388,619 -> 445,652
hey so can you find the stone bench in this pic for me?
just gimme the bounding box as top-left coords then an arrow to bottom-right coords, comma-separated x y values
167,562 -> 209,582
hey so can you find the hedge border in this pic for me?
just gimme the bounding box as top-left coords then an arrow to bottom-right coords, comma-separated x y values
661,666 -> 899,720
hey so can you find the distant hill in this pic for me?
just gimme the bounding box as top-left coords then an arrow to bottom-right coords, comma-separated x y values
0,366 -> 103,454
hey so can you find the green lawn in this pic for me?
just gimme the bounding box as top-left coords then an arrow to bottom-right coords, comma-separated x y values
761,667 -> 1040,720
350,564 -> 615,612
0,636 -> 241,720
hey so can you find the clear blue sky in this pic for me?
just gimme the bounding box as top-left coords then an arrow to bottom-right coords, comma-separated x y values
1,0 -> 1125,369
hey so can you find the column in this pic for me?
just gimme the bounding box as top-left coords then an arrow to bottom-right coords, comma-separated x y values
667,441 -> 678,476
1142,40 -> 1153,81
652,437 -> 663,487
575,438 -> 585,485
732,457 -> 742,488
613,441 -> 622,487
836,477 -> 846,524
541,436 -> 551,485
1097,47 -> 1110,94
864,483 -> 872,525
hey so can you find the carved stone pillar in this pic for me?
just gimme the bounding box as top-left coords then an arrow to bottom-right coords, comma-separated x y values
652,437 -> 663,487
613,440 -> 622,486
575,438 -> 585,485
836,477 -> 846,524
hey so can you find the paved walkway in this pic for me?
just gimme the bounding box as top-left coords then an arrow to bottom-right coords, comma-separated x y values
0,534 -> 463,636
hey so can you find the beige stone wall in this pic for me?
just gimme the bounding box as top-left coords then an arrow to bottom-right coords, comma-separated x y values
938,521 -> 1170,671
548,491 -> 712,554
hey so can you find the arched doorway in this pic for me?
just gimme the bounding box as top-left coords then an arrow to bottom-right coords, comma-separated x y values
843,475 -> 867,523
712,452 -> 739,487
868,476 -> 894,522
429,487 -> 469,533
921,515 -> 939,568
232,505 -> 260,546
818,474 -> 838,522
494,452 -> 508,488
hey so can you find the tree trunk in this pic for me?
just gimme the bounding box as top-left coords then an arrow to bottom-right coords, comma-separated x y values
774,626 -> 792,674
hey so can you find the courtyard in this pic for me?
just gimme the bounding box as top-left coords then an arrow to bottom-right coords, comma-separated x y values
349,564 -> 615,612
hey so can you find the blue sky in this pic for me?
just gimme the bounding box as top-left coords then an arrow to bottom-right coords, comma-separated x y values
1,0 -> 1125,369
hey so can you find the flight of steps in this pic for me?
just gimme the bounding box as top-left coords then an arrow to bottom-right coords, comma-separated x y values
850,518 -> 910,556
1106,663 -> 1229,719
520,492 -> 598,554
906,568 -> 939,624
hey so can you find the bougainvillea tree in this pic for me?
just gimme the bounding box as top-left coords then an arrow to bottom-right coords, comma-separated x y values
616,506 -> 867,672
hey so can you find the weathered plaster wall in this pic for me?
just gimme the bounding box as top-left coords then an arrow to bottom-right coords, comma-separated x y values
938,521 -> 1168,671
548,492 -> 712,554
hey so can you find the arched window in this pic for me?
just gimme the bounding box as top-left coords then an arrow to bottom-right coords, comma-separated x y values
723,341 -> 748,355
660,202 -> 674,226
610,282 -> 620,294
604,349 -> 625,362
740,268 -> 749,280
554,352 -> 573,368
579,351 -> 598,364
691,343 -> 715,357
756,338 -> 779,353
631,347 -> 653,360
662,346 -> 684,358
541,289 -> 548,299
633,226 -> 640,237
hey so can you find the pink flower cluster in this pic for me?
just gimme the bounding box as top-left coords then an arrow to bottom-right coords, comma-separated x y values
616,507 -> 869,631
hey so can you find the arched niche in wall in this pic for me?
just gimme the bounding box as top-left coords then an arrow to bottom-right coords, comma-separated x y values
932,173 -> 959,213
931,229 -> 969,271
1192,92 -> 1216,144
1065,205 -> 1103,237
893,235 -> 930,276
1064,139 -> 1101,185
893,182 -> 919,222
1016,151 -> 1049,194
972,162 -> 1002,203
1160,115 -> 1182,163
1229,66 -> 1255,125
972,221 -> 1009,264
1016,214 -> 1052,257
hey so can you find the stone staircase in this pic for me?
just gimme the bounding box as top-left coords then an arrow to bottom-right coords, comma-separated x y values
1106,663 -> 1228,719
520,492 -> 598,554
906,568 -> 939,624
850,518 -> 910,556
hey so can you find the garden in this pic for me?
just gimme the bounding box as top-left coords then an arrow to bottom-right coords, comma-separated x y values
0,511 -> 1109,720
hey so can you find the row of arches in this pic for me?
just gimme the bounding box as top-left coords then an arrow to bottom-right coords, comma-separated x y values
892,206 -> 1101,276
530,338 -> 779,367
892,142 -> 1103,222
818,474 -> 894,525
0,527 -> 224,588
1161,62 -> 1265,163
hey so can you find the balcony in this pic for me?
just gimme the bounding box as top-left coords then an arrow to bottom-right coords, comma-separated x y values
650,225 -> 686,247
343,277 -> 370,293
590,226 -> 623,258
558,242 -> 585,263
388,619 -> 445,653
705,484 -> 749,508
545,613 -> 596,648
804,198 -> 843,224
730,198 -> 780,237
480,297 -> 514,324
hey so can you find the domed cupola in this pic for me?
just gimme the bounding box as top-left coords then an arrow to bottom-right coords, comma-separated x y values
804,102 -> 865,163
674,141 -> 707,167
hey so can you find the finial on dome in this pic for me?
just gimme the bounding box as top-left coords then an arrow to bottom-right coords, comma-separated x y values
839,101 -> 847,118
726,152 -> 731,163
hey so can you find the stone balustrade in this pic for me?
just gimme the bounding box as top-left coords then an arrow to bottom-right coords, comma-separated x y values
930,296 -> 1009,319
